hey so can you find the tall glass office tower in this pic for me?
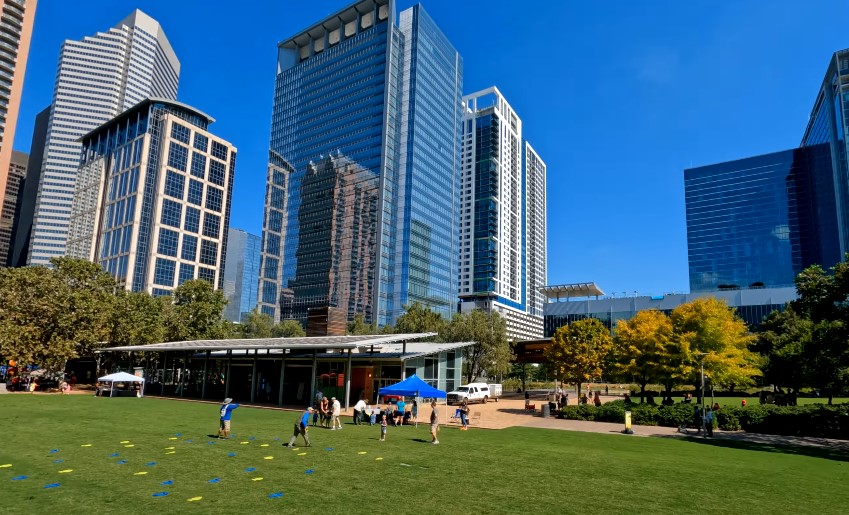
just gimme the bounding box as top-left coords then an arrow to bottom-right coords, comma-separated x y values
259,0 -> 462,326
27,10 -> 180,266
223,228 -> 262,323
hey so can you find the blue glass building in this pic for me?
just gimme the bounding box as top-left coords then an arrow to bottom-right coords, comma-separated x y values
259,0 -> 462,326
685,146 -> 838,292
223,228 -> 262,322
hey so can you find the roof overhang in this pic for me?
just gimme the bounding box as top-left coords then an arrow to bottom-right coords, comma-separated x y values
540,283 -> 605,300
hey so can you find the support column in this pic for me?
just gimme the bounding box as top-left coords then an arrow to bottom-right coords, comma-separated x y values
224,350 -> 232,399
345,348 -> 352,410
278,353 -> 286,406
161,352 -> 167,396
309,350 -> 317,404
201,351 -> 210,400
250,350 -> 258,403
180,353 -> 186,398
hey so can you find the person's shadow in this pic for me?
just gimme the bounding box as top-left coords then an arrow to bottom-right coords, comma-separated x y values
412,438 -> 430,444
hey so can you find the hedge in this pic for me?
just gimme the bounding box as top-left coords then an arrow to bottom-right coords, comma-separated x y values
560,400 -> 849,439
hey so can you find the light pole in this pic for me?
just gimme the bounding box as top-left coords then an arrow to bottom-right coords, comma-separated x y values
696,352 -> 708,436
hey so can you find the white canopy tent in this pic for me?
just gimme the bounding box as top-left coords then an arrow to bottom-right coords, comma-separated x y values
98,372 -> 145,397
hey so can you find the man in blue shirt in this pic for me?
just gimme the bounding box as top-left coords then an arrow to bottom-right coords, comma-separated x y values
218,397 -> 239,439
287,406 -> 314,448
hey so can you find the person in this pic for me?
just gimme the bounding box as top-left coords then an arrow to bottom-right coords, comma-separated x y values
353,398 -> 367,425
312,398 -> 320,426
459,399 -> 470,431
741,398 -> 747,407
29,379 -> 37,393
712,402 -> 720,412
384,401 -> 394,426
560,392 -> 568,407
411,399 -> 418,425
320,396 -> 330,428
593,392 -> 602,407
524,390 -> 530,409
369,407 -> 377,426
693,405 -> 703,434
217,397 -> 239,439
704,408 -> 715,437
70,374 -> 76,387
624,393 -> 631,404
430,400 -> 440,444
288,407 -> 313,447
265,381 -> 272,402
379,413 -> 388,441
683,393 -> 692,404
395,397 -> 406,426
331,396 -> 342,430
605,385 -> 609,396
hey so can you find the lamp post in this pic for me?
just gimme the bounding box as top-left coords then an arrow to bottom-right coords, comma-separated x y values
696,352 -> 708,435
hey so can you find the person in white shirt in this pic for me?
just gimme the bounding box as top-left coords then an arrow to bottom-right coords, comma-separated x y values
353,398 -> 368,425
331,397 -> 342,430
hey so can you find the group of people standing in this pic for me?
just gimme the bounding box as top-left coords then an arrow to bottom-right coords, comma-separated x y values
311,394 -> 343,430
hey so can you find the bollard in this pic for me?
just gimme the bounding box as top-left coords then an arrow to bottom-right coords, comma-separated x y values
623,410 -> 634,434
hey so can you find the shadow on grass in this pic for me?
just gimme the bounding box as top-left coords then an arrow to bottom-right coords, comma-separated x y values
497,408 -> 538,416
657,434 -> 849,462
412,438 -> 430,444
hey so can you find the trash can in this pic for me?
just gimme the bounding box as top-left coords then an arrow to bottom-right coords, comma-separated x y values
542,403 -> 550,418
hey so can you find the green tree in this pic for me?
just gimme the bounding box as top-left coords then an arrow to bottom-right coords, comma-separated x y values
670,297 -> 761,393
546,318 -> 613,396
272,319 -> 306,338
612,309 -> 678,403
347,314 -> 377,335
52,256 -> 116,356
394,302 -> 447,336
756,306 -> 811,393
445,309 -> 512,383
164,279 -> 228,341
238,309 -> 274,339
109,291 -> 165,347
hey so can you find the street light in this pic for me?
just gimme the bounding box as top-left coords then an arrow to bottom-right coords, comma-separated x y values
696,352 -> 708,435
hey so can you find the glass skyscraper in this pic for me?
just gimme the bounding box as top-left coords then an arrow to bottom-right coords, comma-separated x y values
259,0 -> 462,326
685,146 -> 839,292
223,228 -> 262,323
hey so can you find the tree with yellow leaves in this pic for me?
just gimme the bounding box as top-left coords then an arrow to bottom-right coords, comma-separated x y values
545,318 -> 613,397
612,309 -> 680,403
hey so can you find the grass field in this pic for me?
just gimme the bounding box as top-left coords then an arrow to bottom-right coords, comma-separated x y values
2,396 -> 848,514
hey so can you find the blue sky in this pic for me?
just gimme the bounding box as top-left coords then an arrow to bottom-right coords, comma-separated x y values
13,0 -> 848,295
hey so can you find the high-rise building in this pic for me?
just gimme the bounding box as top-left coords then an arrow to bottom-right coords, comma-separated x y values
222,228 -> 262,323
801,48 -> 849,256
457,88 -> 546,341
259,0 -> 462,326
66,98 -> 236,295
0,0 -> 37,232
26,10 -> 180,267
0,149 -> 25,264
685,145 -> 839,292
8,105 -> 47,267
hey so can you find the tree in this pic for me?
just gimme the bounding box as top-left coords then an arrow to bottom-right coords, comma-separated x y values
545,318 -> 613,396
612,309 -> 677,402
272,319 -> 306,338
444,309 -> 512,383
756,306 -> 811,393
394,302 -> 447,336
109,291 -> 165,347
164,279 -> 228,341
51,256 -> 116,356
238,310 -> 274,339
347,314 -> 377,335
670,298 -> 761,394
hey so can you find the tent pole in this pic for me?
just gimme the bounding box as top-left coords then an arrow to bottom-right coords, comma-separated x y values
110,381 -> 114,397
278,353 -> 285,407
250,350 -> 258,404
161,352 -> 167,396
201,351 -> 210,400
345,348 -> 352,411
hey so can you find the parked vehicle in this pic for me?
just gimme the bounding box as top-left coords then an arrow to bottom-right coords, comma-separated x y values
447,383 -> 501,405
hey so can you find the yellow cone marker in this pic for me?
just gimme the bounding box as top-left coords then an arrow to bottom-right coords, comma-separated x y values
375,457 -> 383,461
297,452 -> 307,456
134,471 -> 148,476
58,469 -> 73,474
0,464 -> 11,468
260,444 -> 269,447
166,451 -> 176,455
263,456 -> 274,460
120,440 -> 130,444
240,441 -> 250,445
165,446 -> 175,450
124,444 -> 135,448
358,452 -> 367,455
187,496 -> 202,502
80,444 -> 92,447
168,437 -> 177,440
252,477 -> 264,481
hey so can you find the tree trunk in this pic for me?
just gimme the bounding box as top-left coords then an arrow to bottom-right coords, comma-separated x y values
577,382 -> 582,402
829,393 -> 833,405
640,383 -> 646,404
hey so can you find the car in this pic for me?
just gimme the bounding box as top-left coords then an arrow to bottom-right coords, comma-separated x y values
447,383 -> 501,405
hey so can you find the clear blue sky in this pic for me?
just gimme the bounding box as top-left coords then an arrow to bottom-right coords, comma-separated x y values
13,0 -> 849,295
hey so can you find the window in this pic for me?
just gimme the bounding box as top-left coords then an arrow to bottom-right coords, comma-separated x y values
167,142 -> 188,171
178,263 -> 195,285
270,187 -> 284,209
160,199 -> 182,228
211,141 -> 228,160
198,267 -> 216,284
163,170 -> 184,199
203,213 -> 220,238
268,210 -> 283,232
206,186 -> 223,212
181,234 -> 198,261
187,179 -> 203,205
157,228 -> 179,257
153,258 -> 175,287
208,159 -> 226,186
193,133 -> 208,152
190,152 -> 206,179
184,206 -> 200,233
200,240 -> 218,266
171,122 -> 190,144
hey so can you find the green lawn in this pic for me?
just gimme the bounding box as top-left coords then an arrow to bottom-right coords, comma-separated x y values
2,396 -> 848,514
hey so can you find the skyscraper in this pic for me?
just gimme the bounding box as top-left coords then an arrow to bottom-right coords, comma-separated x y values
801,48 -> 849,256
66,98 -> 236,295
222,228 -> 262,323
259,0 -> 462,326
0,149 -> 26,264
458,88 -> 546,340
0,0 -> 36,232
8,105 -> 47,267
684,146 -> 839,292
26,10 -> 180,266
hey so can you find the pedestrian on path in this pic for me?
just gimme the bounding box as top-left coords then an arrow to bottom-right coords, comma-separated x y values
288,407 -> 313,447
705,408 -> 715,437
217,397 -> 239,439
430,400 -> 440,444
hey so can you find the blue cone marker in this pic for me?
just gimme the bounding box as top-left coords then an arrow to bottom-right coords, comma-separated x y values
146,462 -> 157,467
208,478 -> 221,483
152,492 -> 169,497
273,438 -> 280,441
11,476 -> 27,481
44,483 -> 61,489
161,480 -> 174,486
53,459 -> 64,463
49,449 -> 58,453
117,460 -> 127,465
305,469 -> 314,474
227,452 -> 236,457
249,436 -> 255,440
268,492 -> 284,499
208,441 -> 215,445
109,453 -> 119,457
175,433 -> 182,436
185,439 -> 193,443
244,467 -> 256,472
325,447 -> 333,451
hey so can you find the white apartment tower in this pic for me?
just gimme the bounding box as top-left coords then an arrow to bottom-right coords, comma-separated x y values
27,10 -> 179,266
459,87 -> 546,340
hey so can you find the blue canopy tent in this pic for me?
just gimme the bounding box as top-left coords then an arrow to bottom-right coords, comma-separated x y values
378,374 -> 446,428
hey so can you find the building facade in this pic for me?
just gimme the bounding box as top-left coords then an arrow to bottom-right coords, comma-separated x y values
26,10 -> 180,266
0,149 -> 25,264
0,0 -> 36,232
259,0 -> 462,326
66,98 -> 236,295
222,228 -> 262,323
8,105 -> 46,267
458,88 -> 546,340
685,147 -> 839,292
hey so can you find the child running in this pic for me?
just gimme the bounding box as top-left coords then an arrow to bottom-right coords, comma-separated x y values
218,397 -> 239,439
380,413 -> 388,441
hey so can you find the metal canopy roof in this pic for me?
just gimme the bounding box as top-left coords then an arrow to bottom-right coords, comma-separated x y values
540,283 -> 605,299
190,341 -> 475,360
100,333 -> 438,353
